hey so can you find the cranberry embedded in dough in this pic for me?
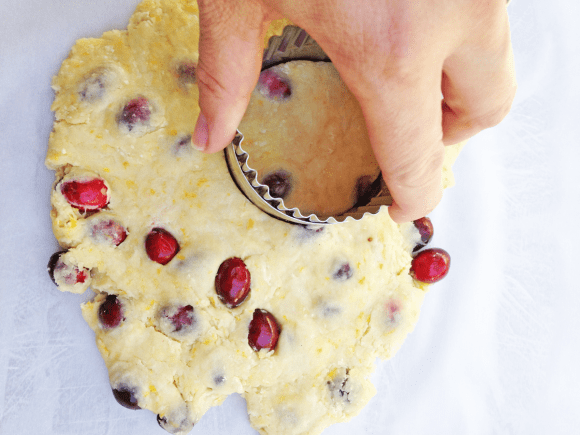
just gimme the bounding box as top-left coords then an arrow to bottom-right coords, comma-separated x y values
262,170 -> 292,200
176,61 -> 196,85
47,251 -> 89,287
60,178 -> 109,212
78,70 -> 106,102
248,309 -> 280,352
258,70 -> 291,100
413,217 -> 434,252
117,96 -> 151,132
112,384 -> 141,410
98,294 -> 124,329
145,228 -> 180,265
163,305 -> 195,333
332,262 -> 353,281
157,407 -> 194,434
89,219 -> 127,246
410,248 -> 450,283
215,257 -> 251,308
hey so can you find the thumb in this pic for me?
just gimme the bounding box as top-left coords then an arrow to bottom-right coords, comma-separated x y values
193,0 -> 267,153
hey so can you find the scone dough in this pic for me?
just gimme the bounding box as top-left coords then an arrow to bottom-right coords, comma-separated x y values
46,1 -> 462,434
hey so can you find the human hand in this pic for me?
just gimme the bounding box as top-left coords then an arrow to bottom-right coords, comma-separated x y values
192,0 -> 516,222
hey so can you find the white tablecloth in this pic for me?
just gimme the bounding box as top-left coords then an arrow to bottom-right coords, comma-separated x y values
1,0 -> 579,433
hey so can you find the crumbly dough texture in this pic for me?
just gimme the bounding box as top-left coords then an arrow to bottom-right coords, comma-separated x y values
46,1 -> 461,434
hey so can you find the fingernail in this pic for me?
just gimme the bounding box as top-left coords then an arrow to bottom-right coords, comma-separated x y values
192,112 -> 209,151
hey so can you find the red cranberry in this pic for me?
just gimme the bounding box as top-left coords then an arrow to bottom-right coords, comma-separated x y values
60,178 -> 109,212
98,295 -> 124,328
353,175 -> 381,207
47,251 -> 88,286
168,305 -> 195,332
262,171 -> 292,200
248,309 -> 280,352
112,385 -> 140,410
258,70 -> 291,99
145,228 -> 180,265
176,62 -> 196,85
410,248 -> 450,283
332,262 -> 353,281
215,258 -> 251,308
413,217 -> 434,252
118,96 -> 151,131
89,219 -> 127,246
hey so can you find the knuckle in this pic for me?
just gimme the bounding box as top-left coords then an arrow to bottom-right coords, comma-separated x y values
474,86 -> 516,129
195,65 -> 230,101
390,144 -> 445,191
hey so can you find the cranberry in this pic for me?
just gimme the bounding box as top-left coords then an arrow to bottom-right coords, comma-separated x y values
98,294 -> 124,328
262,171 -> 292,200
353,175 -> 381,207
145,228 -> 180,265
172,134 -> 192,155
332,262 -> 353,281
47,251 -> 88,286
248,309 -> 280,352
176,62 -> 196,85
166,305 -> 195,332
215,258 -> 251,308
117,96 -> 151,131
157,410 -> 194,434
60,178 -> 109,212
258,70 -> 291,99
410,248 -> 450,283
89,219 -> 127,246
112,385 -> 140,410
413,217 -> 434,252
385,300 -> 401,328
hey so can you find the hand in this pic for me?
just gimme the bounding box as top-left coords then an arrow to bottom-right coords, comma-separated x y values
192,0 -> 516,222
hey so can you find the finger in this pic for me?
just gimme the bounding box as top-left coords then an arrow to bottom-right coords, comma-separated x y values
193,0 -> 268,153
441,5 -> 517,145
344,68 -> 447,223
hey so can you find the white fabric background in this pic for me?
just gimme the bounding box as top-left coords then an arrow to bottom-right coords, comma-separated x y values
1,0 -> 579,434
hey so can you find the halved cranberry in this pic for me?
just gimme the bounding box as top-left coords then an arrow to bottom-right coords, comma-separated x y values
89,219 -> 127,246
410,248 -> 450,283
112,385 -> 140,410
118,96 -> 151,131
258,70 -> 291,99
60,178 -> 109,212
157,410 -> 194,434
145,228 -> 180,265
413,217 -> 434,252
248,309 -> 280,352
262,171 -> 292,200
215,258 -> 251,308
47,251 -> 89,286
98,294 -> 124,328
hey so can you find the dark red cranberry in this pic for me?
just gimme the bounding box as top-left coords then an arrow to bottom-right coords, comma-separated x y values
90,219 -> 127,246
168,305 -> 195,332
117,96 -> 151,131
248,309 -> 280,352
47,251 -> 88,286
98,295 -> 124,328
145,228 -> 180,265
262,171 -> 292,200
60,178 -> 109,212
332,262 -> 353,281
176,62 -> 196,85
215,258 -> 251,308
258,70 -> 291,99
112,385 -> 140,410
410,248 -> 450,283
413,217 -> 434,252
